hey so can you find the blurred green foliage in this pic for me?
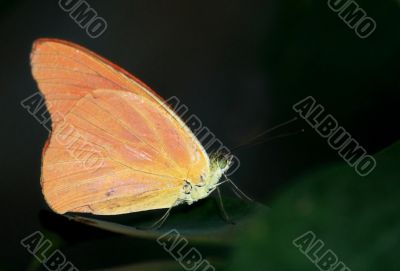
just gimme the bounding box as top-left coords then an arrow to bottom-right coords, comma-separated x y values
229,141 -> 400,271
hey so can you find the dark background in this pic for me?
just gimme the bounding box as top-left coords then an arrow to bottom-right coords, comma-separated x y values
0,0 -> 399,270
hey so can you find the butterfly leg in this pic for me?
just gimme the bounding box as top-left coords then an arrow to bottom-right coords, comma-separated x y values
215,187 -> 235,225
137,206 -> 173,231
224,174 -> 253,203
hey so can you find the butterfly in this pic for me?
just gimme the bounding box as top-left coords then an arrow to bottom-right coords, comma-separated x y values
30,38 -> 233,216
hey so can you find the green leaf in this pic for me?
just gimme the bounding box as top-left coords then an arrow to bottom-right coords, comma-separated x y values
64,195 -> 265,245
229,141 -> 400,271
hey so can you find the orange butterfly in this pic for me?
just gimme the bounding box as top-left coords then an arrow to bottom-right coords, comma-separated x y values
31,39 -> 232,216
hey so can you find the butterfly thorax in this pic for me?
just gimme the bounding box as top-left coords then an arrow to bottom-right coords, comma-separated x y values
178,154 -> 232,205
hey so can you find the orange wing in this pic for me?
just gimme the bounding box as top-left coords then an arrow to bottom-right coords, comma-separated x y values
31,38 -> 166,128
31,39 -> 210,215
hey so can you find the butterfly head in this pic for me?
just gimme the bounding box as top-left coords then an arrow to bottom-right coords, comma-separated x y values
179,153 -> 233,205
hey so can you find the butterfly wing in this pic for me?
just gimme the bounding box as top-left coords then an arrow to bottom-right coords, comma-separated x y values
31,39 -> 210,214
31,38 -> 172,128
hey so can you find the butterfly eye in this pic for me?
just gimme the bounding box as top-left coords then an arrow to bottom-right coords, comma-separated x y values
183,181 -> 192,194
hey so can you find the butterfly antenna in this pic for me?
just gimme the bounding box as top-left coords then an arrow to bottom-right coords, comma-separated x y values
236,129 -> 304,152
231,117 -> 299,152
